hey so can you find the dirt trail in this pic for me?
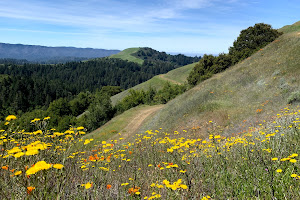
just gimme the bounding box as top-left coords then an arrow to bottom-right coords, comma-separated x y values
158,74 -> 182,85
110,105 -> 164,141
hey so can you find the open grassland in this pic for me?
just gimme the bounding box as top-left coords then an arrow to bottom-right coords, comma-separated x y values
109,48 -> 144,65
111,63 -> 195,105
279,21 -> 300,34
140,29 -> 300,135
83,105 -> 164,144
1,106 -> 300,199
161,62 -> 196,84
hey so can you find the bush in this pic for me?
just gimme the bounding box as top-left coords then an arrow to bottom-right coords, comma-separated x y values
288,91 -> 300,104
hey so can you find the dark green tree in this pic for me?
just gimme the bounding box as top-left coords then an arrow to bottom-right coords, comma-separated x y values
47,98 -> 71,116
100,86 -> 123,97
85,93 -> 114,130
187,54 -> 215,86
229,23 -> 282,64
187,23 -> 282,86
69,92 -> 93,116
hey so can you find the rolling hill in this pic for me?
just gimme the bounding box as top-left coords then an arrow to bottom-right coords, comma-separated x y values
3,21 -> 300,200
109,47 -> 144,65
138,22 -> 300,135
110,62 -> 196,105
0,42 -> 120,63
93,21 -> 300,141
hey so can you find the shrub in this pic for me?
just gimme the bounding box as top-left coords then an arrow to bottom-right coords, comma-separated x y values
288,91 -> 300,104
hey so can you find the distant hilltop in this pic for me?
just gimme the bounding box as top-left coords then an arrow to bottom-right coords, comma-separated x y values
0,42 -> 120,63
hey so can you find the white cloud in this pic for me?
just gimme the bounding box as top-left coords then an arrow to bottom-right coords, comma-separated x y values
0,0 -> 247,53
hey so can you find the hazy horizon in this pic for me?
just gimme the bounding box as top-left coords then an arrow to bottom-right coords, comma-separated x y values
0,0 -> 299,54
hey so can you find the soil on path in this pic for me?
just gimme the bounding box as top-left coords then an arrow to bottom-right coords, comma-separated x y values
109,105 -> 164,141
158,74 -> 182,85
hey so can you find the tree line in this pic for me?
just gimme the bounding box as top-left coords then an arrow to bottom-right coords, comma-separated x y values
0,49 -> 199,131
187,23 -> 282,86
133,47 -> 200,66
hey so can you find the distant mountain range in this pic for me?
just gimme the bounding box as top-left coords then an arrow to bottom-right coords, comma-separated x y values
0,42 -> 120,63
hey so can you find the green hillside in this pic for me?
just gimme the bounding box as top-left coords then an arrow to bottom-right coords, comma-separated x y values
109,47 -> 144,64
139,25 -> 300,135
161,62 -> 196,84
82,104 -> 163,143
110,62 -> 196,105
3,21 -> 300,200
279,21 -> 300,34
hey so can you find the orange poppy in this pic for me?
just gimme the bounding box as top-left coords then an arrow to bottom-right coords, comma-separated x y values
27,186 -> 35,195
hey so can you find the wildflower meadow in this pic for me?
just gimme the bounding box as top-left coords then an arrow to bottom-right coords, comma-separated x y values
1,106 -> 300,199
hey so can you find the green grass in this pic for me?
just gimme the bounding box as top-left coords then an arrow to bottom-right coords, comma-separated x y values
162,63 -> 196,84
2,22 -> 300,200
109,47 -> 144,65
82,105 -> 162,142
2,105 -> 300,199
111,63 -> 197,105
139,27 -> 300,135
279,20 -> 300,34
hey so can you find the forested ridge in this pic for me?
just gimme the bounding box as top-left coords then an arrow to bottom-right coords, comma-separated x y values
0,49 -> 199,131
0,23 -> 282,134
133,47 -> 200,66
0,42 -> 120,63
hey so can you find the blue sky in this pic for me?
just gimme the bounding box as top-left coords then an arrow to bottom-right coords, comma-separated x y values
0,0 -> 299,55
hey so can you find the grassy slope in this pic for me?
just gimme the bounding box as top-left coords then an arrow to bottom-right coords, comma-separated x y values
279,21 -> 300,34
162,62 -> 196,84
111,63 -> 196,105
139,26 -> 300,136
109,47 -> 144,65
83,105 -> 163,143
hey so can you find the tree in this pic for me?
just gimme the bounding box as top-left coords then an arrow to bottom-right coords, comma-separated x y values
100,86 -> 123,97
187,54 -> 215,86
187,23 -> 282,86
47,98 -> 71,116
229,23 -> 282,64
85,92 -> 114,130
69,92 -> 93,116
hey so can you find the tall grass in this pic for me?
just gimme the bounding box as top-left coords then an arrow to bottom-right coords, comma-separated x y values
1,105 -> 299,199
140,28 -> 300,133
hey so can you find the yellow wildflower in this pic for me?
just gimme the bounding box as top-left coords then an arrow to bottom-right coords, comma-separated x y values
14,171 -> 22,176
77,126 -> 85,130
180,184 -> 188,189
26,161 -> 52,175
6,115 -> 17,121
25,149 -> 39,156
81,182 -> 93,189
14,152 -> 25,158
53,164 -> 64,169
